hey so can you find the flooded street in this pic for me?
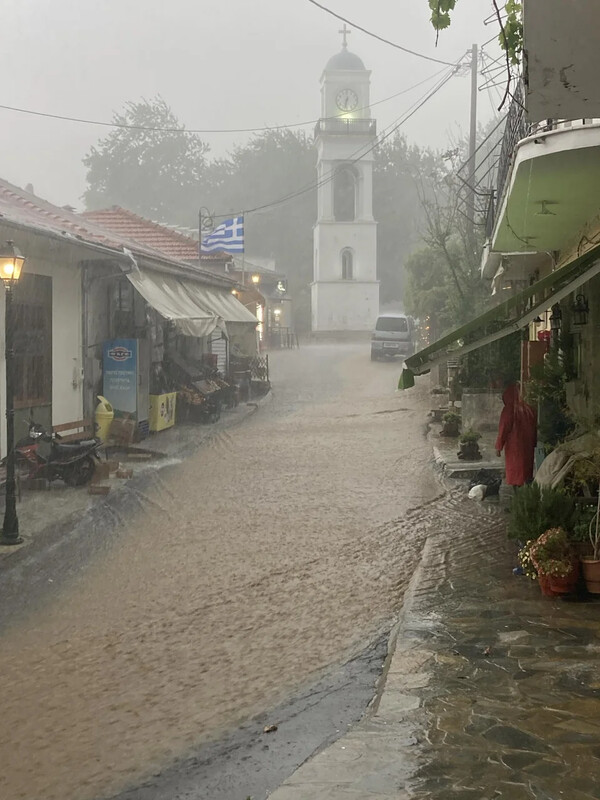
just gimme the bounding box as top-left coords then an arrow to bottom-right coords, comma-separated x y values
0,343 -> 439,800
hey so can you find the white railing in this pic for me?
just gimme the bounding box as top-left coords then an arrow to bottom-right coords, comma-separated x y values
314,118 -> 376,136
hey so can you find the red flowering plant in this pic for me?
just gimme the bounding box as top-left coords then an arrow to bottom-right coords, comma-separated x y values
527,527 -> 576,579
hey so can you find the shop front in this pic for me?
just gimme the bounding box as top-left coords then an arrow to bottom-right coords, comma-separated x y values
88,264 -> 259,440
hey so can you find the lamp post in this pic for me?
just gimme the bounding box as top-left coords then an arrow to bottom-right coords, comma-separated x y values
0,241 -> 25,545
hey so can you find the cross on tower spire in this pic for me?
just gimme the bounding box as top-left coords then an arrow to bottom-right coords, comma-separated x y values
339,23 -> 351,49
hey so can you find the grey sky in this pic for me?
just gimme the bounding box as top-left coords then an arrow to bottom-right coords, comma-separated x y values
2,0 -> 501,209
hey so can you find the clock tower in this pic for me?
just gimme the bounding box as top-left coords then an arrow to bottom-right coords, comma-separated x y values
311,27 -> 379,333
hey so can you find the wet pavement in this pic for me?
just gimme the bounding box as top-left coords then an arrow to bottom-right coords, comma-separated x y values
0,398 -> 263,567
269,486 -> 600,800
0,344 -> 439,800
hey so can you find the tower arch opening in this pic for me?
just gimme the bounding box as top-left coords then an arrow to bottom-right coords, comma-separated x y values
334,165 -> 357,222
341,248 -> 354,280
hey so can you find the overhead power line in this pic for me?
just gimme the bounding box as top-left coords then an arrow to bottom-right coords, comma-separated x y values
0,68 -> 449,136
305,0 -> 458,66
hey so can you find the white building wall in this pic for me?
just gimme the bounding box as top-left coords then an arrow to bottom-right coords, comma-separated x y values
311,281 -> 379,331
314,222 -> 377,282
0,231 -> 84,457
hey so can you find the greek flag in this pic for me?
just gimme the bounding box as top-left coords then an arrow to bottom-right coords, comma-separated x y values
201,215 -> 244,254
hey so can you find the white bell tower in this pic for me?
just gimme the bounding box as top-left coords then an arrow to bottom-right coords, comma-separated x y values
311,27 -> 379,333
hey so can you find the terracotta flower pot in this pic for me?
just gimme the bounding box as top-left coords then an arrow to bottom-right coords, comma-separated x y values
549,562 -> 580,595
581,558 -> 600,594
538,574 -> 559,597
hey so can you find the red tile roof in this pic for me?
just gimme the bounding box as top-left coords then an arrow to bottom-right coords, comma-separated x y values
82,206 -> 229,264
0,179 -> 233,288
0,180 -> 123,249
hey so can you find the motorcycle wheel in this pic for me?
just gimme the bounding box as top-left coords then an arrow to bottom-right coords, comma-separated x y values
64,455 -> 96,487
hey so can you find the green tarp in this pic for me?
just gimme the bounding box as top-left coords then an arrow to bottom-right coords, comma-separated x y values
397,368 -> 415,390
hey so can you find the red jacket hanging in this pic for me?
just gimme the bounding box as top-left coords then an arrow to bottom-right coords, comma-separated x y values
495,384 -> 537,486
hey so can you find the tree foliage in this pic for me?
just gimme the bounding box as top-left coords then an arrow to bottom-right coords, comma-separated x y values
427,0 -> 523,65
428,0 -> 458,32
374,134 -> 439,304
83,97 -> 211,223
403,246 -> 457,340
402,144 -> 489,334
208,129 -> 318,331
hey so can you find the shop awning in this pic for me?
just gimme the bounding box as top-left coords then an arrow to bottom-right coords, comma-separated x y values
195,285 -> 258,324
127,269 -> 221,338
402,244 -> 600,382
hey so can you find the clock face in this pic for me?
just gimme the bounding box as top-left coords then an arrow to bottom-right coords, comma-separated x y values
336,88 -> 359,112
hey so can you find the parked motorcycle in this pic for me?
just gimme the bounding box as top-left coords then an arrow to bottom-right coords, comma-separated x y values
8,421 -> 101,487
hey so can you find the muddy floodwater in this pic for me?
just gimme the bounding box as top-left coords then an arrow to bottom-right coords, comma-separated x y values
0,344 -> 439,800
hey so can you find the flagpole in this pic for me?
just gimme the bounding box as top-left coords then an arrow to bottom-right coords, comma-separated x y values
241,211 -> 245,287
198,209 -> 202,260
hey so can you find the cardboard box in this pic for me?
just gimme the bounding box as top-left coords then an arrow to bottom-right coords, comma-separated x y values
109,418 -> 137,445
92,462 -> 111,483
88,485 -> 110,496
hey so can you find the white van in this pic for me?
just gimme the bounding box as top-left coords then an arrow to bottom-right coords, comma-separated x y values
370,313 -> 414,361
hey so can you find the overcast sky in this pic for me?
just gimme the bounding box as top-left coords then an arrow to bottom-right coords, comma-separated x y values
2,0 -> 502,209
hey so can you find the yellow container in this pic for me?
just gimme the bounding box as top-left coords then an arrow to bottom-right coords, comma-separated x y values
149,392 -> 177,432
95,395 -> 114,442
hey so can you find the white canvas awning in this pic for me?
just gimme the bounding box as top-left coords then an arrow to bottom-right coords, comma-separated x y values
127,269 -> 221,338
127,268 -> 257,339
198,286 -> 258,324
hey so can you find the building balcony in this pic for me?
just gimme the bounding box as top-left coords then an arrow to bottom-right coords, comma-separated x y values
314,118 -> 376,137
482,92 -> 600,281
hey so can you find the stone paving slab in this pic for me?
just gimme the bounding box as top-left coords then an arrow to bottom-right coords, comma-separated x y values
268,487 -> 600,800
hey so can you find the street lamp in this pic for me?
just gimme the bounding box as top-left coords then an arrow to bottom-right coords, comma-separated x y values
549,303 -> 562,332
0,241 -> 25,545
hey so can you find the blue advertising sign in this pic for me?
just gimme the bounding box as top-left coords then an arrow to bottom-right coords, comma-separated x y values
103,339 -> 138,415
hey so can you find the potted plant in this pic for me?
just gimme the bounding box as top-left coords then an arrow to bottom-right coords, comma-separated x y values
532,527 -> 579,595
580,487 -> 600,594
508,483 -> 577,543
519,527 -> 579,596
457,429 -> 482,461
441,410 -> 460,437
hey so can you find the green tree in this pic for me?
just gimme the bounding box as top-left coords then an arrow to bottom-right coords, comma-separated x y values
401,116 -> 506,344
373,134 -> 437,303
83,97 -> 211,224
403,245 -> 458,339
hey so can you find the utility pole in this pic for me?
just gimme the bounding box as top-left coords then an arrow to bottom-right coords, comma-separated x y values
467,43 -> 478,255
